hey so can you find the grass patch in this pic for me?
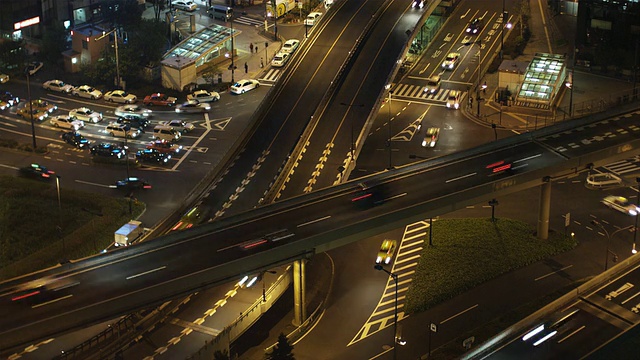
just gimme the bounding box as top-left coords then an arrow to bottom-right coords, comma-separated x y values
405,218 -> 576,314
0,176 -> 144,280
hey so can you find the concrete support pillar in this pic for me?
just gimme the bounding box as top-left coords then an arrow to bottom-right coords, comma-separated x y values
537,180 -> 552,240
293,259 -> 307,326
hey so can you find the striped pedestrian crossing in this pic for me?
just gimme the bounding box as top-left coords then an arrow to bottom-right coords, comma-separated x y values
258,68 -> 281,82
233,16 -> 264,27
393,83 -> 458,102
604,159 -> 640,176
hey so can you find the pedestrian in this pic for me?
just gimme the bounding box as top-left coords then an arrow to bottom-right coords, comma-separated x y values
260,57 -> 264,68
244,62 -> 248,73
250,43 -> 254,53
255,44 -> 258,54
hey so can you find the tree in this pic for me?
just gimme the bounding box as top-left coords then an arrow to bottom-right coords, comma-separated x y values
41,23 -> 68,65
102,0 -> 143,29
213,349 -> 230,360
266,333 -> 294,360
0,40 -> 26,73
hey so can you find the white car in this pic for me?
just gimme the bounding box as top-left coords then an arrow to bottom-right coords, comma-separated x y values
43,80 -> 74,93
187,89 -> 220,103
175,99 -> 211,113
73,85 -> 103,99
304,12 -> 322,26
601,195 -> 639,216
26,61 -> 43,76
271,52 -> 290,68
69,107 -> 103,123
105,123 -> 141,139
230,79 -> 260,94
104,90 -> 137,104
412,0 -> 425,8
442,52 -> 460,70
50,115 -> 84,131
114,104 -> 152,118
446,90 -> 461,109
423,75 -> 441,94
172,0 -> 197,11
281,39 -> 300,54
159,119 -> 196,133
0,74 -> 8,83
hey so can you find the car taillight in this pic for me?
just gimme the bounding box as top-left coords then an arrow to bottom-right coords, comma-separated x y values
143,185 -> 152,189
12,290 -> 40,301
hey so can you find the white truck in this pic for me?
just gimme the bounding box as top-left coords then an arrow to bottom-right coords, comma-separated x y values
266,0 -> 296,18
114,220 -> 143,247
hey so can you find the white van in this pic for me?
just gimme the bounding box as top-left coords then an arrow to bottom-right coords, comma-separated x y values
208,5 -> 232,21
153,125 -> 182,142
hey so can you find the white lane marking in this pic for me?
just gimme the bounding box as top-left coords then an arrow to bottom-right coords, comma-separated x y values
126,266 -> 167,280
0,164 -> 19,170
297,215 -> 331,228
440,304 -> 479,324
514,153 -> 542,163
387,193 -> 407,201
557,325 -> 585,344
621,291 -> 640,305
446,172 -> 476,183
31,294 -> 73,309
534,265 -> 574,281
74,179 -> 114,188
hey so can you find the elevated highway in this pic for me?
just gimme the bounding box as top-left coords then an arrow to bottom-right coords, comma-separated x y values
2,104 -> 640,353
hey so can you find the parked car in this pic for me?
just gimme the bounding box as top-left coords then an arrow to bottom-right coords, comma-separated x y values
72,85 -> 103,99
18,163 -> 55,181
376,239 -> 397,265
171,0 -> 197,11
271,52 -> 290,68
423,75 -> 441,94
175,99 -> 211,113
0,100 -> 9,111
442,52 -> 460,70
304,12 -> 322,26
104,90 -> 137,104
114,104 -> 152,118
143,93 -> 177,106
115,177 -> 151,190
17,107 -> 48,121
230,79 -> 260,94
187,90 -> 220,103
26,61 -> 43,76
0,91 -> 20,106
69,107 -> 103,123
159,119 -> 195,133
421,127 -> 440,148
50,115 -> 84,131
42,79 -> 74,93
281,39 -> 300,54
601,195 -> 639,216
146,139 -> 182,154
90,143 -> 127,158
105,123 -> 142,139
29,99 -> 57,114
136,149 -> 172,165
61,131 -> 90,148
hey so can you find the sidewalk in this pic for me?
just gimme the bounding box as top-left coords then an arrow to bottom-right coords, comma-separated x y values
462,0 -> 637,132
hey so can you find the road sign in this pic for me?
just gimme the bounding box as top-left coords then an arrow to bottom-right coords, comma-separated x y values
430,323 -> 437,333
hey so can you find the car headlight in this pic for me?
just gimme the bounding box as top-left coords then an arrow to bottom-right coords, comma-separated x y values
175,109 -> 181,113
455,103 -> 460,109
421,140 -> 427,147
446,103 -> 451,108
376,256 -> 382,263
449,63 -> 454,69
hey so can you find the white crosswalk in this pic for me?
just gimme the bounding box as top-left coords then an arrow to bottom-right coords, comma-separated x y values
604,158 -> 640,175
233,16 -> 264,27
393,83 -> 462,102
259,68 -> 281,82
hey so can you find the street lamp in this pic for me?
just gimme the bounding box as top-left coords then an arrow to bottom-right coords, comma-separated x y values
463,40 -> 484,117
24,67 -> 37,149
385,84 -> 393,170
95,28 -> 121,89
230,16 -> 235,84
339,102 -> 364,161
489,198 -> 499,222
270,0 -> 278,41
374,264 -> 399,360
500,0 -> 511,60
634,177 -> 640,254
262,270 -> 278,302
591,220 -> 633,271
56,176 -> 67,262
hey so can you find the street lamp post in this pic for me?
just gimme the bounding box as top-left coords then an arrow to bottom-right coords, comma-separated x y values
262,270 -> 278,302
463,40 -> 484,117
489,198 -> 499,222
385,85 -> 394,170
339,102 -> 364,161
95,28 -> 121,89
271,0 -> 278,41
374,264 -> 399,360
231,17 -> 235,84
25,69 -> 37,149
591,220 -> 633,271
56,176 -> 66,262
634,177 -> 640,254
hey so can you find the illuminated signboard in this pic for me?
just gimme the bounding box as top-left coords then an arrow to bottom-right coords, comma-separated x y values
14,17 -> 40,30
